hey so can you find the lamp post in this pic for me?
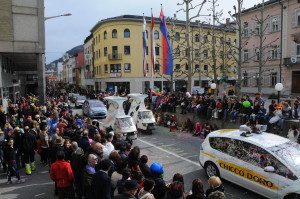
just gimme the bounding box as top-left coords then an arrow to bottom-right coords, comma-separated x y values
275,83 -> 283,103
210,83 -> 217,90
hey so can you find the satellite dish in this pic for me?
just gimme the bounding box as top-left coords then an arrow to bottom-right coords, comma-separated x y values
290,57 -> 297,64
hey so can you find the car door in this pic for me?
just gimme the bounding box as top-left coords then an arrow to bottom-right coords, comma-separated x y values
241,143 -> 279,199
209,137 -> 246,185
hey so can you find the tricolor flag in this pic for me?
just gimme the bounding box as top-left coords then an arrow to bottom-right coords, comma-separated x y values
159,8 -> 173,75
142,16 -> 148,77
151,11 -> 156,74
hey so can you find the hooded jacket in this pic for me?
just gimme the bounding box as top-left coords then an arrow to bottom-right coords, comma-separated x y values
22,130 -> 37,151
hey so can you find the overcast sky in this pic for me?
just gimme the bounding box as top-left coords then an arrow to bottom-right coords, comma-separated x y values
45,0 -> 263,64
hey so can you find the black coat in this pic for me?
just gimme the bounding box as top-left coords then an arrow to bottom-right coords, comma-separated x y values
82,166 -> 95,199
139,163 -> 152,179
90,171 -> 111,199
152,176 -> 166,199
78,136 -> 90,153
115,193 -> 136,199
205,184 -> 224,197
21,131 -> 36,152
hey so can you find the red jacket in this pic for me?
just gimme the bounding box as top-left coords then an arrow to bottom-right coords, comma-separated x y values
50,160 -> 74,187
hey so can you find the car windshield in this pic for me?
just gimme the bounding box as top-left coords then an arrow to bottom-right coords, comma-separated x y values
117,117 -> 133,128
77,96 -> 86,100
89,101 -> 104,107
142,111 -> 153,119
268,141 -> 300,175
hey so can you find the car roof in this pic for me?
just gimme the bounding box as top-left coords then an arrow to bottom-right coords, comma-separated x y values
209,129 -> 290,148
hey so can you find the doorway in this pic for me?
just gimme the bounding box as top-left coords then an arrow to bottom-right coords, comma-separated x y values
292,71 -> 300,93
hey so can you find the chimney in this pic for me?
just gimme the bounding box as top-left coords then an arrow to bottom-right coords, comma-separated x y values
226,18 -> 230,25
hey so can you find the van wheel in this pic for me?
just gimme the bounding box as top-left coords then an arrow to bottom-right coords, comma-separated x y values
204,161 -> 220,178
284,193 -> 300,199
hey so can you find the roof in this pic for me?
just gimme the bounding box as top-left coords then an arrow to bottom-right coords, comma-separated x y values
90,14 -> 235,33
210,129 -> 289,148
240,0 -> 281,15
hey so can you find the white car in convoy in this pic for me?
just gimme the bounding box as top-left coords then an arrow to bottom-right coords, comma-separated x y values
199,127 -> 300,199
75,95 -> 87,108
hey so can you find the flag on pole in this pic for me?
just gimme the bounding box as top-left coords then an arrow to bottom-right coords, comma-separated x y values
151,11 -> 156,75
142,16 -> 148,77
159,7 -> 173,75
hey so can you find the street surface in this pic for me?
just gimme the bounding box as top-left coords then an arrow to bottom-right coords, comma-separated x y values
0,106 -> 266,199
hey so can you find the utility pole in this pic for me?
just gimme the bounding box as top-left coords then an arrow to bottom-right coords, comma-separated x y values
185,1 -> 193,93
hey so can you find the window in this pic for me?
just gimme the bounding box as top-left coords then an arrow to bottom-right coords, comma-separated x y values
227,51 -> 232,59
195,64 -> 200,72
243,22 -> 249,37
112,29 -> 117,38
220,37 -> 224,45
175,47 -> 180,56
175,32 -> 180,41
124,63 -> 131,72
27,74 -> 37,81
104,31 -> 107,40
255,48 -> 260,61
155,64 -> 160,72
270,46 -> 279,60
203,50 -> 208,58
155,47 -> 160,56
185,63 -> 188,71
203,65 -> 208,72
124,29 -> 130,38
227,38 -> 231,45
243,49 -> 249,62
98,49 -> 100,58
146,30 -> 148,39
110,64 -> 121,73
297,43 -> 300,57
271,17 -> 279,32
104,64 -> 108,73
154,30 -> 159,39
271,72 -> 277,86
195,49 -> 200,57
212,36 -> 216,45
195,34 -> 200,42
104,47 -> 107,56
220,51 -> 224,58
175,64 -> 180,71
204,35 -> 208,43
243,73 -> 248,86
254,22 -> 261,35
124,46 -> 130,55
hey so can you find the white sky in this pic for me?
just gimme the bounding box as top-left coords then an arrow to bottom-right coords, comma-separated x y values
45,0 -> 263,64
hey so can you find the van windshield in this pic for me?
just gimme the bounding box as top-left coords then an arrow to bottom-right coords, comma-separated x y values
268,141 -> 300,175
117,117 -> 133,128
142,111 -> 153,119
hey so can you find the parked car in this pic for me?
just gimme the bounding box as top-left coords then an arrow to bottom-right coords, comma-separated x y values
71,93 -> 80,103
82,100 -> 107,118
199,126 -> 300,199
75,96 -> 87,108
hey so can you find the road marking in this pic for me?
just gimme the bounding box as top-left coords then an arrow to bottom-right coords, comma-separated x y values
35,193 -> 45,197
137,138 -> 200,167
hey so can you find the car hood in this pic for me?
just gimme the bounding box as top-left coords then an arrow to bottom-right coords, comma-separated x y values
77,100 -> 85,103
90,107 -> 107,112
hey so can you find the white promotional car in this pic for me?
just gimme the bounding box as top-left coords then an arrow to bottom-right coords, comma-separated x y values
199,127 -> 300,199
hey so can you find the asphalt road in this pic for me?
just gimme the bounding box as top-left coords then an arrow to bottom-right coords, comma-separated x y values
0,106 -> 266,199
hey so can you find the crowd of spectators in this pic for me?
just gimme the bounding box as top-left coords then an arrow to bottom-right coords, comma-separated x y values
0,94 -> 227,199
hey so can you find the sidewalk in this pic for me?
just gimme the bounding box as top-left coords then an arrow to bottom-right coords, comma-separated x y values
0,160 -> 55,199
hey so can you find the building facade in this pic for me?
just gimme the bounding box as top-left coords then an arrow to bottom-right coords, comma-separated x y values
82,34 -> 95,90
89,15 -> 237,93
0,0 -> 45,105
240,0 -> 300,95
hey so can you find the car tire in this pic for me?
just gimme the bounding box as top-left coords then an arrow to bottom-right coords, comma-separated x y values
284,193 -> 300,199
204,161 -> 220,178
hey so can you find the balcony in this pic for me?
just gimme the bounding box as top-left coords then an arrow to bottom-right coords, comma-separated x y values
108,53 -> 123,60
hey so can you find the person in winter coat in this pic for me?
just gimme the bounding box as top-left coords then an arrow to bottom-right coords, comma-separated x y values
205,176 -> 224,197
82,153 -> 97,199
78,130 -> 90,154
150,162 -> 166,199
50,150 -> 75,199
22,126 -> 37,175
3,138 -> 24,184
186,179 -> 207,199
115,180 -> 140,199
139,155 -> 152,179
138,178 -> 155,199
70,142 -> 85,199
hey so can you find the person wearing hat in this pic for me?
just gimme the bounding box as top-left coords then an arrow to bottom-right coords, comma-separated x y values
21,125 -> 37,175
115,180 -> 140,199
49,136 -> 65,165
150,162 -> 166,199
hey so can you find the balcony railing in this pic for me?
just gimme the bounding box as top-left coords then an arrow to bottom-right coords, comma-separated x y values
108,53 -> 123,60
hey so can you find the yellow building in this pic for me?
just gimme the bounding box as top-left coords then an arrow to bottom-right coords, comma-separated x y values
90,15 -> 237,93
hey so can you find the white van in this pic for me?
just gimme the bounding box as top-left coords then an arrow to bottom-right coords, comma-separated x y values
199,128 -> 300,199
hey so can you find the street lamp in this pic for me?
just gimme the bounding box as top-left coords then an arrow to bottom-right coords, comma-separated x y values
210,83 -> 217,89
45,13 -> 72,21
275,83 -> 283,103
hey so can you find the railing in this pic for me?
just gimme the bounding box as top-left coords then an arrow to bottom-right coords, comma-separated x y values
108,53 -> 123,60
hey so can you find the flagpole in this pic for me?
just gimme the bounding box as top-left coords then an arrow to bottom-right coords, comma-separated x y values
150,8 -> 154,92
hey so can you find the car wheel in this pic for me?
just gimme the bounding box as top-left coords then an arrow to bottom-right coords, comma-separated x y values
284,194 -> 300,199
204,161 -> 220,178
